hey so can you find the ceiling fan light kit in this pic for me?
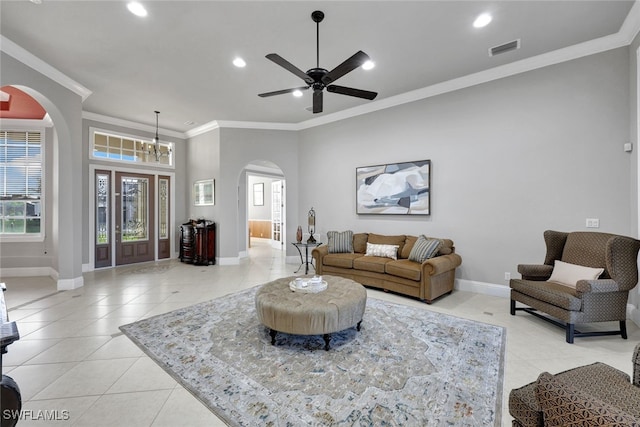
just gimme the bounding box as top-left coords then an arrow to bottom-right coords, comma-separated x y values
258,10 -> 378,114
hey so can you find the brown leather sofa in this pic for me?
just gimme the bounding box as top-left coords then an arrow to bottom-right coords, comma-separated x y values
311,232 -> 462,303
509,343 -> 640,426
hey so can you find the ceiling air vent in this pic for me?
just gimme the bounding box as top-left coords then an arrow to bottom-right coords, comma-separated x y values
489,39 -> 521,57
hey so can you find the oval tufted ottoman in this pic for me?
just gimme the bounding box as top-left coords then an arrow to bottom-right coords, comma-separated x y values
255,275 -> 367,350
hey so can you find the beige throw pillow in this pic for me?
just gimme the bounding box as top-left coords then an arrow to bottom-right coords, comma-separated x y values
364,242 -> 399,260
547,260 -> 604,288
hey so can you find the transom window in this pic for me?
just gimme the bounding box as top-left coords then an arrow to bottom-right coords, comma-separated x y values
0,130 -> 43,239
91,128 -> 173,167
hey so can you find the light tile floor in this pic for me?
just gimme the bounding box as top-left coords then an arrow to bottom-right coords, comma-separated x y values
2,239 -> 639,426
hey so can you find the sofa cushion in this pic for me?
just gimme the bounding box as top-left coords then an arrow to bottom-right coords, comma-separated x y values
548,260 -> 603,288
353,256 -> 393,273
401,235 -> 418,259
510,279 -> 582,311
327,230 -> 354,253
437,239 -> 454,255
323,253 -> 361,269
368,233 -> 406,256
409,235 -> 442,263
353,233 -> 369,254
535,372 -> 640,427
365,242 -> 399,260
386,259 -> 421,281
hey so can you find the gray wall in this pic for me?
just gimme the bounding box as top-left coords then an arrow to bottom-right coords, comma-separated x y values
299,47 -> 632,286
248,175 -> 274,221
216,128 -> 299,260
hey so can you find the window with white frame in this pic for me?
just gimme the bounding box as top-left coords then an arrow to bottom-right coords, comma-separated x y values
91,128 -> 173,167
0,130 -> 43,238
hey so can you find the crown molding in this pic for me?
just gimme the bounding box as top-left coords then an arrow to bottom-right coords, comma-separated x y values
1,35 -> 92,101
295,30 -> 636,130
620,0 -> 640,44
184,120 -> 220,138
82,111 -> 185,139
0,113 -> 53,129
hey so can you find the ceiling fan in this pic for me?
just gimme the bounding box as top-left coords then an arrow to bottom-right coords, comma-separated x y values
258,10 -> 378,114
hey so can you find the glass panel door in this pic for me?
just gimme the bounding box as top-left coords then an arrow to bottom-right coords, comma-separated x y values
95,170 -> 111,268
115,172 -> 154,265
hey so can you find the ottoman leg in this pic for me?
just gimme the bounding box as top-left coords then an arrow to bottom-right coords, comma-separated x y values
270,329 -> 277,345
356,320 -> 362,331
323,334 -> 331,351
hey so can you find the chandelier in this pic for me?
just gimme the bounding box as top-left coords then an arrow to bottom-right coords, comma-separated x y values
147,110 -> 171,162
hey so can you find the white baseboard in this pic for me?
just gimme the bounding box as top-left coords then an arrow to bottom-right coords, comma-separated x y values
628,304 -> 640,328
0,266 -> 54,278
57,276 -> 84,290
455,278 -> 511,299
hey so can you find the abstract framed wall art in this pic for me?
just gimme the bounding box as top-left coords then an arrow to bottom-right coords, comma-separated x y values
356,160 -> 430,215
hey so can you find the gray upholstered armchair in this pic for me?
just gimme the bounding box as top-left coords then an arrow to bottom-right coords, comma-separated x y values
510,230 -> 640,343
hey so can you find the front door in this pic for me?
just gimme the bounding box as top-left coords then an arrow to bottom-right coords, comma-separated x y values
115,172 -> 155,265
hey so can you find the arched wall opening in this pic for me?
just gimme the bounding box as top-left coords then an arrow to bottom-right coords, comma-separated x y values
0,74 -> 84,290
240,160 -> 286,258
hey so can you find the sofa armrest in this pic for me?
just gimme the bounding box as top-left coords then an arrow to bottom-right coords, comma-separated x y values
575,279 -> 621,295
422,253 -> 462,276
517,264 -> 553,281
311,245 -> 329,274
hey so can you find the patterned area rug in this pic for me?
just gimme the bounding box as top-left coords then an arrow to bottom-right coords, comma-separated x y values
120,285 -> 506,426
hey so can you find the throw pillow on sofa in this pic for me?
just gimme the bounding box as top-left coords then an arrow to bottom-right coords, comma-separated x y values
409,235 -> 442,262
365,242 -> 399,260
327,230 -> 354,253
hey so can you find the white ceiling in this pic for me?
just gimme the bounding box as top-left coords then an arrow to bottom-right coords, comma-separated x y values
0,1 -> 637,134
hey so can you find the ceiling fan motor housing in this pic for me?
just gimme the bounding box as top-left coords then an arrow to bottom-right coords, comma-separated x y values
311,10 -> 325,23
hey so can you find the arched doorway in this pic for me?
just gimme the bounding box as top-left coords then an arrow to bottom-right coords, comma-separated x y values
0,84 -> 83,289
244,160 -> 286,258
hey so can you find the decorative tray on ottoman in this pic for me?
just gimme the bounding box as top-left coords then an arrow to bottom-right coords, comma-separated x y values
289,277 -> 328,293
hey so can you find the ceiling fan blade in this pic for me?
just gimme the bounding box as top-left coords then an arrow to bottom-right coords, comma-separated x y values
266,54 -> 314,84
258,86 -> 309,98
313,90 -> 323,113
322,50 -> 370,85
326,85 -> 378,100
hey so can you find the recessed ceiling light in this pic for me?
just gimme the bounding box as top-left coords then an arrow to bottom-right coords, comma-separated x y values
30,0 -> 43,4
473,13 -> 492,28
292,90 -> 304,97
233,57 -> 246,68
362,60 -> 375,70
127,2 -> 148,17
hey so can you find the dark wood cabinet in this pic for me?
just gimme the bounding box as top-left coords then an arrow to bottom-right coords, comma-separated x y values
180,220 -> 216,265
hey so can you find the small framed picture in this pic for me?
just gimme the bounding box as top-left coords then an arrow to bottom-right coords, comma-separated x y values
253,183 -> 264,206
194,179 -> 214,206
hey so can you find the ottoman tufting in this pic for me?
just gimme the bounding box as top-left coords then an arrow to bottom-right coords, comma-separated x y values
255,275 -> 367,350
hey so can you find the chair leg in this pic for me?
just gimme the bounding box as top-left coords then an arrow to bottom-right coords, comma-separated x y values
566,324 -> 575,344
621,320 -> 628,339
510,299 -> 516,315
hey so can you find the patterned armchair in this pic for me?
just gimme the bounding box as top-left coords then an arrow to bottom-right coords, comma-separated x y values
510,230 -> 640,343
509,343 -> 640,426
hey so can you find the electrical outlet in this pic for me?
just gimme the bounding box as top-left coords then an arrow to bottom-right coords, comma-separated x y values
504,272 -> 511,281
586,218 -> 600,228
